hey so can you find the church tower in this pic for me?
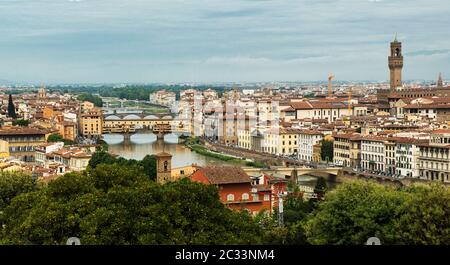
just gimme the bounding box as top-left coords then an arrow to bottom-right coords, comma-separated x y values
38,87 -> 47,99
437,72 -> 443,88
155,151 -> 172,184
388,35 -> 403,89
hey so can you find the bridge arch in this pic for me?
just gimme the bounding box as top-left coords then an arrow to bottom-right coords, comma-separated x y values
105,115 -> 121,120
144,115 -> 160,120
123,114 -> 142,120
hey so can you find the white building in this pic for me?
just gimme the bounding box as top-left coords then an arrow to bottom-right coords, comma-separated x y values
290,101 -> 368,122
361,136 -> 388,172
298,130 -> 323,161
394,138 -> 426,178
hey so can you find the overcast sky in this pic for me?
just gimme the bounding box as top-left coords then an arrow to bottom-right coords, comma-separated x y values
0,0 -> 449,84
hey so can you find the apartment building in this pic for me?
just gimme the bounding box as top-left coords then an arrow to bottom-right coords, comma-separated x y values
418,130 -> 450,183
80,108 -> 103,137
0,127 -> 47,162
333,133 -> 361,168
394,137 -> 426,178
149,90 -> 176,106
290,100 -> 368,122
298,129 -> 323,161
35,142 -> 93,173
360,136 -> 388,172
261,128 -> 299,156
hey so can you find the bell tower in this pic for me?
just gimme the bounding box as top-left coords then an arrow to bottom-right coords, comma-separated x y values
155,151 -> 172,184
437,72 -> 443,88
388,34 -> 403,89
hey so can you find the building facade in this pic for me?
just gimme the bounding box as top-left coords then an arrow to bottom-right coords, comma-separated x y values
298,130 -> 323,161
80,108 -> 103,137
0,127 -> 47,162
418,130 -> 450,183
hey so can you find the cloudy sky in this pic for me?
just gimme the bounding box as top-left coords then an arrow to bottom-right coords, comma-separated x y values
0,0 -> 449,84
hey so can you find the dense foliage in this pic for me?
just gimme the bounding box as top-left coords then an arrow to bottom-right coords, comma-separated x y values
77,93 -> 103,107
0,166 -> 262,245
320,139 -> 334,162
0,166 -> 448,245
47,133 -> 74,146
304,181 -> 450,245
88,151 -> 157,181
0,172 -> 36,210
12,119 -> 29,127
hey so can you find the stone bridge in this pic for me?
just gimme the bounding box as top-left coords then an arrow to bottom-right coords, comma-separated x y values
242,166 -> 341,182
103,112 -> 190,138
104,112 -> 175,121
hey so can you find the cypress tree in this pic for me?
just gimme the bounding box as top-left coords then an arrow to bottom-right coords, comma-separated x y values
8,94 -> 17,119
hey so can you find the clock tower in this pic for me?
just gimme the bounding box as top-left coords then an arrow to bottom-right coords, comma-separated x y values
388,34 -> 403,89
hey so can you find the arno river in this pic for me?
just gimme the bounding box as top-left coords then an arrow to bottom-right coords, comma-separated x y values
103,133 -> 231,168
102,133 -> 330,189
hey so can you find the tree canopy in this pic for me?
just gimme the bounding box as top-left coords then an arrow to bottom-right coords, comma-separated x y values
77,93 -> 103,107
304,180 -> 450,245
47,133 -> 74,146
12,119 -> 29,127
320,139 -> 334,162
0,169 -> 448,245
88,151 -> 157,181
0,165 -> 263,245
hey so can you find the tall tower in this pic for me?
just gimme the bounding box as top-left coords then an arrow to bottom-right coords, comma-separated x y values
437,72 -> 443,88
155,151 -> 172,184
388,35 -> 403,89
38,87 -> 47,99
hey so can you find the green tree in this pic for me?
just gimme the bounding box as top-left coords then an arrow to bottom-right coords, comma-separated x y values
47,133 -> 65,143
88,151 -> 157,181
88,151 -> 117,169
12,119 -> 29,127
304,180 -> 450,245
7,94 -> 16,119
313,177 -> 327,199
388,184 -> 450,245
320,139 -> 333,162
140,155 -> 157,181
47,133 -> 74,145
0,172 -> 35,210
0,166 -> 263,245
77,93 -> 103,107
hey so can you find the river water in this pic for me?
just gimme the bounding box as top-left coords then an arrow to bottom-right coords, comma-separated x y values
102,133 -> 335,190
103,133 -> 235,168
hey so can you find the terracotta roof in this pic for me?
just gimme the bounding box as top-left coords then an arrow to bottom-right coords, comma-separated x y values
196,166 -> 251,185
432,129 -> 450,134
333,132 -> 361,140
0,127 -> 47,136
389,137 -> 428,144
290,101 -> 313,109
299,129 -> 323,136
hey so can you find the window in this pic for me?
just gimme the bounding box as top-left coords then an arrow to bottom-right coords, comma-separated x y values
227,194 -> 234,201
264,194 -> 270,201
242,193 -> 249,200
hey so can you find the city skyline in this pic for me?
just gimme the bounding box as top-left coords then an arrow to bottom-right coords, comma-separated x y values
0,0 -> 449,84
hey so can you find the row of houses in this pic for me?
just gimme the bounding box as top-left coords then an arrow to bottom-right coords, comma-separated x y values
333,129 -> 450,182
